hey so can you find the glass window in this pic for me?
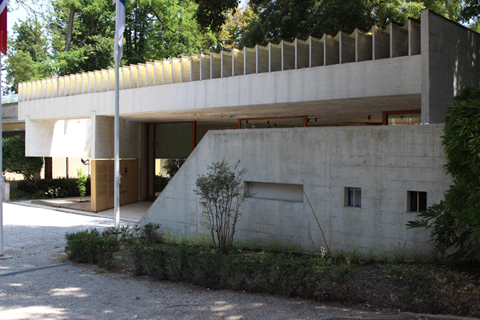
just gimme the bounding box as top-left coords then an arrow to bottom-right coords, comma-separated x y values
408,191 -> 427,212
387,113 -> 421,125
345,187 -> 361,208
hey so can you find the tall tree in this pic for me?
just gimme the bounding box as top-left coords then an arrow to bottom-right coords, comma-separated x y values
3,18 -> 53,93
237,0 -> 466,47
131,0 -> 218,63
241,0 -> 374,47
49,0 -> 115,75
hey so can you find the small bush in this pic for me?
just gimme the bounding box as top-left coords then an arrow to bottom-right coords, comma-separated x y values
195,160 -> 247,254
154,175 -> 169,193
66,228 -> 123,269
77,169 -> 88,199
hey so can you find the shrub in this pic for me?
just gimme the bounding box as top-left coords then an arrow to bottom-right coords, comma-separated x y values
130,243 -> 354,300
154,175 -> 169,193
76,169 -> 88,199
18,177 -> 90,199
408,85 -> 480,262
66,227 -> 123,269
2,135 -> 43,180
195,160 -> 247,254
163,158 -> 186,178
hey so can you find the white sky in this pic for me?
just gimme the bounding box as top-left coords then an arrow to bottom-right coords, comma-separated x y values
8,5 -> 29,33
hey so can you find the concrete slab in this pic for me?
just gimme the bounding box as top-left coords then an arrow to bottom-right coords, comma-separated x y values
14,197 -> 153,223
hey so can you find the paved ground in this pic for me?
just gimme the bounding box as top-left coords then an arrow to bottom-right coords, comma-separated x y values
0,202 -> 474,320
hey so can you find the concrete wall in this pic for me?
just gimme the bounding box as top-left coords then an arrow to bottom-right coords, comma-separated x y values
92,115 -> 142,159
2,103 -> 20,124
141,125 -> 451,256
25,118 -> 92,157
421,10 -> 480,123
18,56 -> 421,121
25,116 -> 142,159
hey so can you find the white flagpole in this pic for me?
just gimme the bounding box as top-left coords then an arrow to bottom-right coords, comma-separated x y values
114,1 -> 121,228
0,53 -> 4,255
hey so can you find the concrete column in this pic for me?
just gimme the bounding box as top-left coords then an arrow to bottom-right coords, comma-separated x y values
421,9 -> 480,123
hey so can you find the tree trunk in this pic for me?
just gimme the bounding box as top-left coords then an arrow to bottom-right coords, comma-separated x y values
65,6 -> 76,52
79,17 -> 99,49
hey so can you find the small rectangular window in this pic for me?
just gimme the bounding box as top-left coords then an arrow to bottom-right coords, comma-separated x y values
408,191 -> 427,212
345,187 -> 361,208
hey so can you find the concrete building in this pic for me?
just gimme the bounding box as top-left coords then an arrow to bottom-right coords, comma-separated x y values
17,10 -> 480,254
1,94 -> 89,182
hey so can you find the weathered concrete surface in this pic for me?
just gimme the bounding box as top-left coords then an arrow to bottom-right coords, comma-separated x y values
421,10 -> 480,124
25,116 -> 142,159
142,125 -> 451,256
18,56 -> 421,123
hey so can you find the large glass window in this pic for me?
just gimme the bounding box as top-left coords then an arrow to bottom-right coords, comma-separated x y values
147,122 -> 194,199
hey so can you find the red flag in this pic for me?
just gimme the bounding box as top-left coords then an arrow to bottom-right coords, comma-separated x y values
0,0 -> 6,55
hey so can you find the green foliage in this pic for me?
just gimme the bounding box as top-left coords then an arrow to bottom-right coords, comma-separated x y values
407,85 -> 480,262
163,158 -> 186,178
368,248 -> 375,263
387,264 -> 480,314
194,0 -> 240,32
131,243 -> 354,300
240,0 -> 465,48
154,175 -> 169,193
195,160 -> 247,254
65,225 -> 480,316
241,0 -> 374,47
2,135 -> 44,180
18,177 -> 90,199
76,168 -> 88,198
4,18 -> 54,94
391,242 -> 408,264
65,228 -> 120,269
349,244 -> 361,264
380,247 -> 389,265
66,223 -> 163,269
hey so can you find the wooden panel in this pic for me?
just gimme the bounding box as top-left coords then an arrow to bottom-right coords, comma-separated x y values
91,158 -> 139,212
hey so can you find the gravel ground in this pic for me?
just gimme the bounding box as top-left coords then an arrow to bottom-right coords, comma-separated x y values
0,203 -> 474,320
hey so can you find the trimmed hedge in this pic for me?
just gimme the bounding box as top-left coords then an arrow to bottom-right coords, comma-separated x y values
130,243 -> 352,301
17,177 -> 91,199
65,225 -> 480,317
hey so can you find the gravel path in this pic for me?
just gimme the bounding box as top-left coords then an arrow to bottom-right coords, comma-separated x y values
0,203 -> 472,320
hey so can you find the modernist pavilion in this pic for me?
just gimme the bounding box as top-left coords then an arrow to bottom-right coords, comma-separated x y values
17,10 -> 480,254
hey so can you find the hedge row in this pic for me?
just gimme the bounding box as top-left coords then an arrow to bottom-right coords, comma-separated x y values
17,177 -> 91,199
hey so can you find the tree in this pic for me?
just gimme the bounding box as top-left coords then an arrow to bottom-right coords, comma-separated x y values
407,86 -> 480,262
163,158 -> 185,178
4,18 -> 54,93
239,0 -> 466,48
194,0 -> 239,32
215,6 -> 257,50
2,135 -> 44,180
129,0 -> 218,64
195,160 -> 247,254
48,0 -> 116,74
241,0 -> 375,46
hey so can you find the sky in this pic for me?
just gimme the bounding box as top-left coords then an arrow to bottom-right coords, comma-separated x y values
8,4 -> 30,33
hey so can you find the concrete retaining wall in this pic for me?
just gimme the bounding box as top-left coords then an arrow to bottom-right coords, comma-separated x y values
141,125 -> 451,256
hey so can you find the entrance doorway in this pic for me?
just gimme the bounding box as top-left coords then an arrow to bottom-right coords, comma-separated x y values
146,122 -> 196,200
